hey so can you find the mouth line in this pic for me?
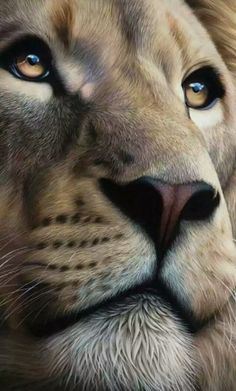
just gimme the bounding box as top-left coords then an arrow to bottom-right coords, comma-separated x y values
27,276 -> 200,339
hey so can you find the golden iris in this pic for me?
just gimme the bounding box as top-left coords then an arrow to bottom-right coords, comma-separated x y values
15,54 -> 46,79
185,82 -> 209,108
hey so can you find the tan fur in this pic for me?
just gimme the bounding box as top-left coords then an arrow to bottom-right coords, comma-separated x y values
0,0 -> 236,390
50,0 -> 75,48
187,0 -> 236,81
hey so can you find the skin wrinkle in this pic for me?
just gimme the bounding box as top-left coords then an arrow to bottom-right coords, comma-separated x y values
0,0 -> 235,390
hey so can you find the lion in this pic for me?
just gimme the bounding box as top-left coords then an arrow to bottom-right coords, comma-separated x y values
0,0 -> 236,390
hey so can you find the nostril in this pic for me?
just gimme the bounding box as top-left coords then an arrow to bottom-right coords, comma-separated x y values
100,178 -> 220,255
100,178 -> 162,239
181,184 -> 220,221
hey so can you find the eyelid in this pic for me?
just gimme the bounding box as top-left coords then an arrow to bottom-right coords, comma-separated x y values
182,65 -> 224,86
0,35 -> 52,71
183,67 -> 225,97
182,62 -> 214,81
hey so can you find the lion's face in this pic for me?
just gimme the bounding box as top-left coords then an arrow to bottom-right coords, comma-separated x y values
0,0 -> 236,390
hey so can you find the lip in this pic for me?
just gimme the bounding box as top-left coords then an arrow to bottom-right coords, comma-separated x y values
27,276 -> 199,339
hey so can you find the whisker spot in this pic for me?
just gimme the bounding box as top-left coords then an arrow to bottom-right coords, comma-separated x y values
48,264 -> 58,271
53,241 -> 63,249
88,261 -> 97,268
79,240 -> 88,248
36,243 -> 48,250
92,238 -> 100,246
60,265 -> 70,272
56,215 -> 68,224
67,241 -> 76,248
75,264 -> 84,270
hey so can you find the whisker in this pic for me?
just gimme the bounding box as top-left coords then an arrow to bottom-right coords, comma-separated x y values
0,248 -> 31,273
2,284 -> 56,327
0,246 -> 30,261
0,231 -> 27,254
15,288 -> 57,329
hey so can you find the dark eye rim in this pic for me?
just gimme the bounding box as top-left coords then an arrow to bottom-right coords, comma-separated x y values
182,66 -> 225,110
9,58 -> 50,82
0,35 -> 52,83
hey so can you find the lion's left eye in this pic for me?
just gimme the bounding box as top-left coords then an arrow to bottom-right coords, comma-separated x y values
184,81 -> 208,109
182,66 -> 225,110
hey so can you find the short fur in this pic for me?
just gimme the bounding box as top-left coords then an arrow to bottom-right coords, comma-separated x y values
0,0 -> 236,390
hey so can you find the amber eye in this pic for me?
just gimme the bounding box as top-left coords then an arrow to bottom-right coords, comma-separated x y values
185,82 -> 208,109
14,53 -> 48,80
183,66 -> 225,110
0,37 -> 52,82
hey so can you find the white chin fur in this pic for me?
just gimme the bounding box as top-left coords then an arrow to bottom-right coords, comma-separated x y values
0,294 -> 197,391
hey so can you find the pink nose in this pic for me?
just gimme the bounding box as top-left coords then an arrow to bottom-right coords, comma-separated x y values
148,180 -> 219,249
101,178 -> 220,254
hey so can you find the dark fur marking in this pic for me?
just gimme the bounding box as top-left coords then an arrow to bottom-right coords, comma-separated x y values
75,198 -> 85,207
53,241 -> 63,249
48,264 -> 58,271
60,265 -> 70,272
67,241 -> 76,248
56,214 -> 68,224
36,242 -> 48,250
94,217 -> 103,224
101,237 -> 110,243
92,238 -> 100,246
75,265 -> 84,270
79,240 -> 88,248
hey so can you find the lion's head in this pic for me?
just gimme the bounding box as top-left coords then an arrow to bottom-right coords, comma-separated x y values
0,0 -> 236,390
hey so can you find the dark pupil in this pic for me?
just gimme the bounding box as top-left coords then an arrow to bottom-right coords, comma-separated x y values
190,82 -> 205,93
27,54 -> 40,66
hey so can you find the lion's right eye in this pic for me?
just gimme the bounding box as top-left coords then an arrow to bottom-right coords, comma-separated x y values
0,36 -> 52,82
13,53 -> 49,80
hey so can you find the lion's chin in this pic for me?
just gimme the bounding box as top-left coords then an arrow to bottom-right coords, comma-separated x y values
44,294 -> 198,391
0,293 -> 198,391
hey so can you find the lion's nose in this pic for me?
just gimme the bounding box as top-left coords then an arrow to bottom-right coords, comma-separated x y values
100,178 -> 220,255
142,179 -> 220,250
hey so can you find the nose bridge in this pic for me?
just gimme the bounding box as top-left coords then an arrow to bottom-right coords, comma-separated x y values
147,111 -> 219,187
95,104 -> 220,190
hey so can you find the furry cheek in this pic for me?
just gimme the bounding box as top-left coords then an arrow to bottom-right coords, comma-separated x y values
0,69 -> 53,103
189,101 -> 224,131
